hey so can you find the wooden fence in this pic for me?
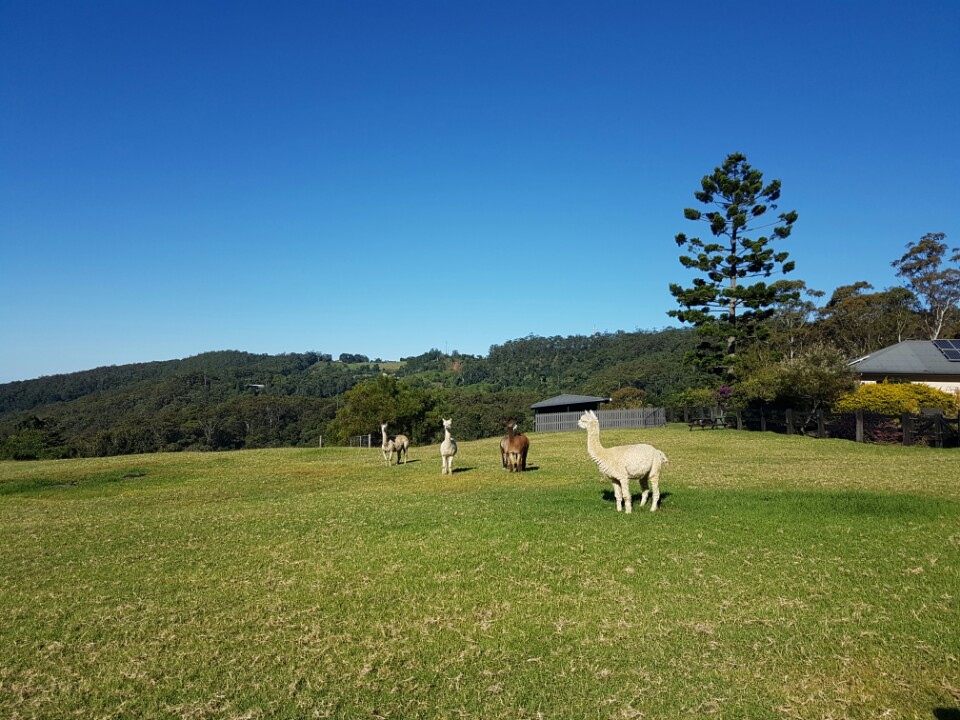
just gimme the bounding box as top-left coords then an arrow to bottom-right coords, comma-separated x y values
667,406 -> 960,449
535,407 -> 666,433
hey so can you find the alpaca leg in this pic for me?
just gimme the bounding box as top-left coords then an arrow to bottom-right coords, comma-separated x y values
612,481 -> 623,512
649,473 -> 660,512
639,479 -> 650,508
621,479 -> 633,514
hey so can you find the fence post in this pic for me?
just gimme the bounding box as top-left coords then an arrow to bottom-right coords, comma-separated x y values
683,406 -> 690,423
855,409 -> 864,443
760,408 -> 767,433
785,408 -> 794,435
934,416 -> 943,449
817,408 -> 826,439
902,414 -> 913,446
735,409 -> 743,431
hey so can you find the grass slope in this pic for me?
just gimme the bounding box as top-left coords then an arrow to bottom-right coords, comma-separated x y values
1,427 -> 958,719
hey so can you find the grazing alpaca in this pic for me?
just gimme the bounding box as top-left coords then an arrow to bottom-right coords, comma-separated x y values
440,418 -> 457,474
502,419 -> 530,473
393,432 -> 409,464
577,410 -> 667,513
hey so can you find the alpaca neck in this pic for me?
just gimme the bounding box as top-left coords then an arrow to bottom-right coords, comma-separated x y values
585,423 -> 605,456
381,428 -> 389,447
444,428 -> 452,442
584,424 -> 612,472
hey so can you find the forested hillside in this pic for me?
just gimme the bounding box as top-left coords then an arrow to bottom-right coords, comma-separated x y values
0,329 -> 705,459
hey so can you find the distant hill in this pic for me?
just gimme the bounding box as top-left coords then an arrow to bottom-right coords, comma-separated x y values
0,328 -> 705,459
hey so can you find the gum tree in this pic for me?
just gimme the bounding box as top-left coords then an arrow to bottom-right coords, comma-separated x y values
891,232 -> 960,340
669,152 -> 799,378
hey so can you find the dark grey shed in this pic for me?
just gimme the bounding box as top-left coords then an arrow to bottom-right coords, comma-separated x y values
530,394 -> 610,414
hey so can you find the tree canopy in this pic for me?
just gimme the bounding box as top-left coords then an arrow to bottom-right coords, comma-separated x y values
669,152 -> 799,377
891,232 -> 960,340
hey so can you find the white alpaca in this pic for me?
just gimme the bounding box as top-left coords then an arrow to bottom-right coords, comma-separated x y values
577,410 -> 667,513
440,418 -> 457,474
380,423 -> 397,466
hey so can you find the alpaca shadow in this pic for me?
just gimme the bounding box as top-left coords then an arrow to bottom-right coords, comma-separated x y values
451,467 -> 475,474
934,709 -> 960,720
601,490 -> 672,507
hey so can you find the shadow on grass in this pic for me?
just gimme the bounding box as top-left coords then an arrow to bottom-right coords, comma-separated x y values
1,469 -> 150,496
601,489 -> 673,507
934,709 -> 960,720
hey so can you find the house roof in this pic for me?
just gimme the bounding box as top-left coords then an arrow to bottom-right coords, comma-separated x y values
849,340 -> 960,377
530,394 -> 610,410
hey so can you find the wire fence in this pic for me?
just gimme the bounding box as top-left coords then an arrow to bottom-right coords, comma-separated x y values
534,407 -> 666,433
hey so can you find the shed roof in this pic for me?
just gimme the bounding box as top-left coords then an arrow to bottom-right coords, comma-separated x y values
849,340 -> 960,376
530,394 -> 609,410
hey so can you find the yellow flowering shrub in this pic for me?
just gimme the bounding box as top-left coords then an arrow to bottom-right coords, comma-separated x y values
833,382 -> 959,415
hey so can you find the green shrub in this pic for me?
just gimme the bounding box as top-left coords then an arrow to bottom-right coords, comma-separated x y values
671,386 -> 716,407
833,382 -> 959,415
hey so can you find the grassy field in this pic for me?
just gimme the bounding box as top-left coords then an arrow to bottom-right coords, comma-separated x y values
1,425 -> 958,719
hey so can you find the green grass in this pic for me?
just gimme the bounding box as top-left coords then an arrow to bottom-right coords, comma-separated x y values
1,426 -> 958,719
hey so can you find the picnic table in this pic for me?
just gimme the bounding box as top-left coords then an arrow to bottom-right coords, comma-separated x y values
688,417 -> 731,430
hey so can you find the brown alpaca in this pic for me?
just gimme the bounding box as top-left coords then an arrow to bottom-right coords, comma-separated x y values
502,419 -> 529,472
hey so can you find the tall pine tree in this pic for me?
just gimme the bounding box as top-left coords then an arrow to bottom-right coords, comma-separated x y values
669,152 -> 799,379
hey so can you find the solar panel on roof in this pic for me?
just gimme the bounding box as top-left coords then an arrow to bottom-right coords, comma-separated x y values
932,339 -> 960,361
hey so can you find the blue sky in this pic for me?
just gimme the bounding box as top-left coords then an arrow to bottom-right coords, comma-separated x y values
2,0 -> 958,383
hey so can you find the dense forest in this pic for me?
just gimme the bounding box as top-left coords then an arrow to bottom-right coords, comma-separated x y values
0,329 -> 710,459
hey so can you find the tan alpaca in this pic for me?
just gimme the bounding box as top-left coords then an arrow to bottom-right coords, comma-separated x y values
393,431 -> 409,464
440,418 -> 457,474
380,423 -> 397,466
577,410 -> 667,512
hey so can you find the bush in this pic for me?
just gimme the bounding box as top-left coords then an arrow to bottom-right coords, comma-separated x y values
833,382 -> 959,415
671,387 -> 716,407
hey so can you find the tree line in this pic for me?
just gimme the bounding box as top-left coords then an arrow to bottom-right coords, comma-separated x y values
0,330 -> 710,459
668,152 -> 959,413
